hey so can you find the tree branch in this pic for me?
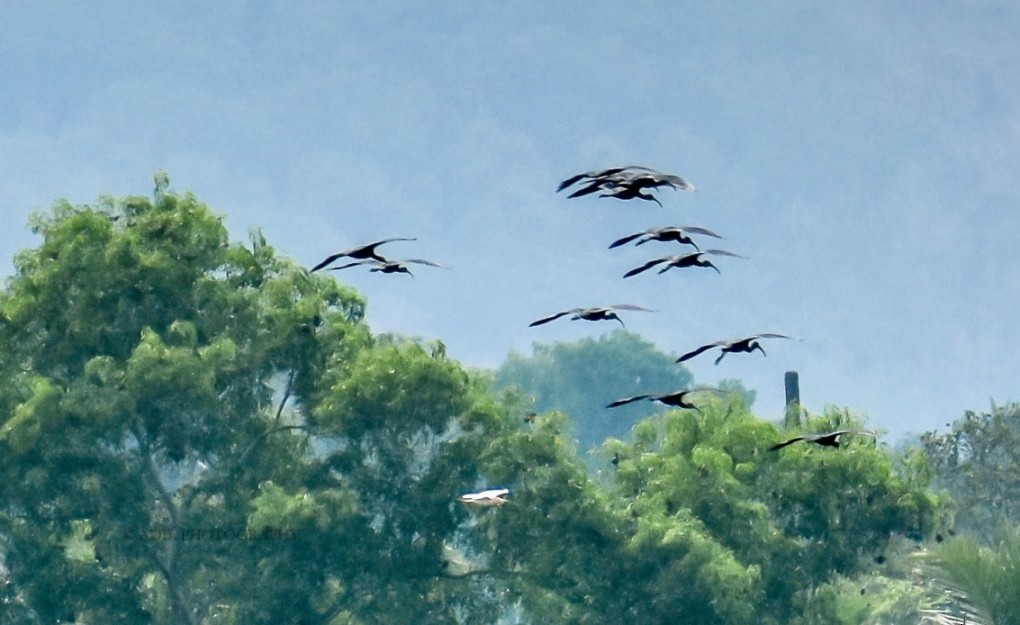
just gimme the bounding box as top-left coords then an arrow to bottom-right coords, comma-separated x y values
273,370 -> 296,426
239,425 -> 311,464
131,425 -> 196,625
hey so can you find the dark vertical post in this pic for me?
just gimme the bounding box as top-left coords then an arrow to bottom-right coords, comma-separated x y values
784,370 -> 800,428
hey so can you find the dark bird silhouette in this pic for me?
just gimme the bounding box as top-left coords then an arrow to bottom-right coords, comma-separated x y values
676,334 -> 793,365
768,429 -> 877,451
617,170 -> 696,193
558,166 -> 695,206
623,249 -> 745,278
609,226 -> 723,251
607,387 -> 730,413
594,182 -> 664,207
310,238 -> 416,272
328,258 -> 442,277
529,304 -> 655,328
557,165 -> 654,193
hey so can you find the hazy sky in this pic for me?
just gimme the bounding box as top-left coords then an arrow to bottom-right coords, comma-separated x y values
2,2 -> 1017,442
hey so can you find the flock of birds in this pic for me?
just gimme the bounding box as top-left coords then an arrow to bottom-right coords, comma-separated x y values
540,165 -> 795,416
304,164 -> 874,508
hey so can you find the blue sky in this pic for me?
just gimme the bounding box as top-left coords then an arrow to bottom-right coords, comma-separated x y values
2,2 -> 1017,442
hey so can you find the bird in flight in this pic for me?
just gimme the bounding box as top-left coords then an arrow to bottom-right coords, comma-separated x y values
328,258 -> 442,277
591,180 -> 665,207
676,334 -> 793,365
609,225 -> 723,251
459,488 -> 510,507
310,238 -> 416,272
769,429 -> 877,451
607,387 -> 730,413
556,165 -> 655,193
558,166 -> 695,206
529,304 -> 655,328
623,249 -> 745,278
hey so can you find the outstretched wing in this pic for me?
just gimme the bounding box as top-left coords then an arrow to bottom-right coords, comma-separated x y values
327,260 -> 375,271
675,341 -> 724,363
768,436 -> 806,451
653,173 -> 696,192
404,258 -> 444,268
359,237 -> 416,250
681,226 -> 723,239
567,180 -> 608,199
557,173 -> 589,192
609,304 -> 656,312
310,252 -> 347,273
608,231 -> 647,249
343,237 -> 417,260
687,387 -> 730,396
310,237 -> 415,272
607,395 -> 651,408
529,309 -> 577,327
558,166 -> 653,192
752,333 -> 793,340
459,487 -> 510,506
703,248 -> 747,259
809,429 -> 876,442
624,257 -> 673,278
466,488 -> 510,499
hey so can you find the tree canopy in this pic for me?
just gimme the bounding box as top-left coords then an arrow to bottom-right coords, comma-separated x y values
919,401 -> 1020,537
0,181 -> 949,624
493,331 -> 707,453
0,189 -> 508,624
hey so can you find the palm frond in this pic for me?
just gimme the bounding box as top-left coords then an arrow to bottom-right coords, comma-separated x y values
922,529 -> 1020,625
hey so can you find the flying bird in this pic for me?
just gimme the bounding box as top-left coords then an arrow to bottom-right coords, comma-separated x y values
623,249 -> 745,278
529,304 -> 655,328
675,334 -> 793,365
769,429 -> 877,451
558,166 -> 695,206
556,165 -> 655,193
328,258 -> 442,276
607,387 -> 730,413
593,181 -> 664,207
310,237 -> 416,272
459,488 -> 510,507
609,226 -> 723,251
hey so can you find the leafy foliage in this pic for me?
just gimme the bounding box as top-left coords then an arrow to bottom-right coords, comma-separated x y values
919,401 -> 1020,537
492,331 -> 697,453
0,184 -> 505,624
602,403 -> 941,624
923,528 -> 1020,625
0,179 -> 948,624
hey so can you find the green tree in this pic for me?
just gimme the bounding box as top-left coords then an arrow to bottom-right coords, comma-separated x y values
466,398 -> 941,625
493,331 -> 708,453
0,177 -> 948,625
609,404 -> 940,624
0,182 -> 512,624
919,402 -> 1020,537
